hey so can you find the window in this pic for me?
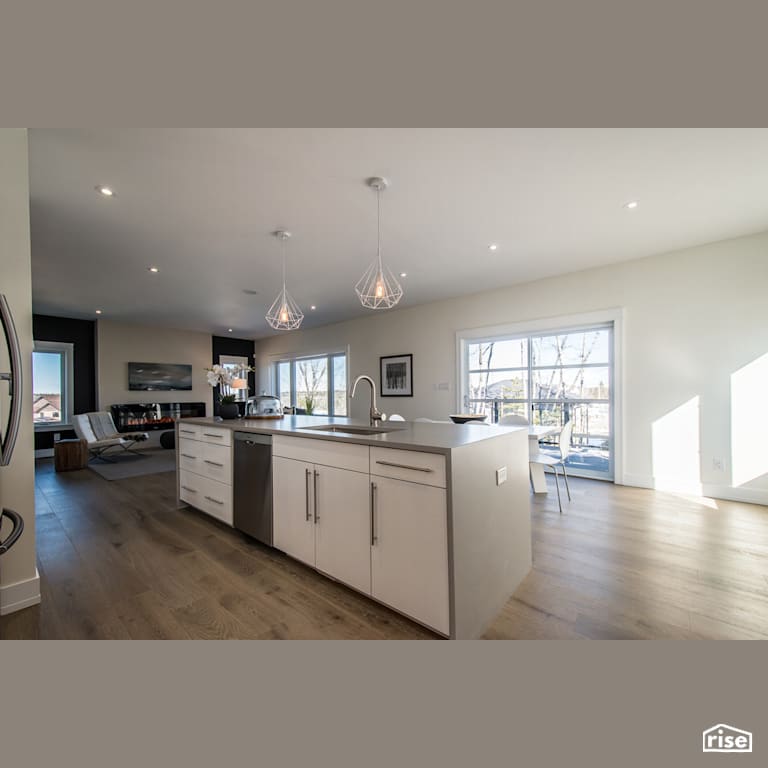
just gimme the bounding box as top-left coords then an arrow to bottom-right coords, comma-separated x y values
274,352 -> 347,417
461,323 -> 614,480
33,341 -> 74,429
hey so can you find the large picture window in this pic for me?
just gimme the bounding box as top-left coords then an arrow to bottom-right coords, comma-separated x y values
461,323 -> 614,480
274,352 -> 347,417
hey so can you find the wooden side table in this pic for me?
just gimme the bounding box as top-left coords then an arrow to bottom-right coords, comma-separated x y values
54,439 -> 89,472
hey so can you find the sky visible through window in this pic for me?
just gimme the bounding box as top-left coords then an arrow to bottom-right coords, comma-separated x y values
33,351 -> 62,393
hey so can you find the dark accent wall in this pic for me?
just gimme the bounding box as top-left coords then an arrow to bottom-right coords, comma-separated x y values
33,314 -> 97,450
211,335 -> 256,417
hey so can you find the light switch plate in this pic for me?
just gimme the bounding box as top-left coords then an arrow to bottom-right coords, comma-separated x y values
496,466 -> 507,485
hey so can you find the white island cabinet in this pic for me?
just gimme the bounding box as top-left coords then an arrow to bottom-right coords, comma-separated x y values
179,415 -> 532,639
273,436 -> 450,635
273,437 -> 373,596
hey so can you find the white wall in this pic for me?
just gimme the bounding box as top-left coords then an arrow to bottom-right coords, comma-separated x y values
0,129 -> 39,614
96,320 -> 213,446
254,230 -> 768,505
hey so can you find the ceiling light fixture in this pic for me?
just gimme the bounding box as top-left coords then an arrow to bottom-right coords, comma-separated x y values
400,272 -> 407,278
489,243 -> 498,251
227,328 -> 233,333
96,186 -> 115,197
624,200 -> 639,210
148,266 -> 160,273
310,305 -> 317,311
355,177 -> 403,310
266,230 -> 304,331
95,309 -> 103,315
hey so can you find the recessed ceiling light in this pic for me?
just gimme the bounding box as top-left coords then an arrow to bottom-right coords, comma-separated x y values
96,186 -> 115,197
399,272 -> 407,278
310,305 -> 317,311
624,200 -> 639,210
227,328 -> 233,333
489,243 -> 498,251
95,309 -> 103,315
148,266 -> 160,273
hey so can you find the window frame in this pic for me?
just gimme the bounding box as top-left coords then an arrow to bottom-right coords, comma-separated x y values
457,309 -> 623,483
272,349 -> 349,417
33,340 -> 75,431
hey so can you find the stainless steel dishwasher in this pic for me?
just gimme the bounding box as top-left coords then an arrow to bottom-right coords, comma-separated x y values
233,432 -> 273,546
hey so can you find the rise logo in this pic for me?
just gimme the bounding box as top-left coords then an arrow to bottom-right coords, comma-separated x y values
702,724 -> 753,753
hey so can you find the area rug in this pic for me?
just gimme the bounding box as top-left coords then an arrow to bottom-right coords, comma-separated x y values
88,449 -> 176,481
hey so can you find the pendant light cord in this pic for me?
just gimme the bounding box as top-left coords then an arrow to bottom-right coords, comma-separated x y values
377,187 -> 382,270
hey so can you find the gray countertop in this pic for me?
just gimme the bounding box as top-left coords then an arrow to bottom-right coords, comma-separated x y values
180,415 -> 524,453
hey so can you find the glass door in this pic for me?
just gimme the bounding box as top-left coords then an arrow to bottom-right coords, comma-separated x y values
464,324 -> 614,480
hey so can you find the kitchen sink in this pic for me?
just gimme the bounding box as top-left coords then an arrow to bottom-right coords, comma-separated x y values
299,424 -> 403,436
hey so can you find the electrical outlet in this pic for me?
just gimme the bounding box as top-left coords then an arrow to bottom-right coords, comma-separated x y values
53,432 -> 61,442
496,466 -> 507,485
712,456 -> 726,472
434,382 -> 450,391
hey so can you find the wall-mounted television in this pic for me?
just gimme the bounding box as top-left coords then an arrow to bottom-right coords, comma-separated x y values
128,362 -> 193,391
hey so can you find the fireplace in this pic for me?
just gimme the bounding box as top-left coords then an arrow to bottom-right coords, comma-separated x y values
110,402 -> 206,432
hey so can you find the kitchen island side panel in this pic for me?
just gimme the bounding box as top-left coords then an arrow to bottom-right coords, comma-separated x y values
450,429 -> 531,639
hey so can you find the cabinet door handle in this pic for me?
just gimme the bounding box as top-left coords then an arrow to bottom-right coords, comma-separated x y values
180,429 -> 196,435
204,459 -> 224,467
305,468 -> 311,521
375,459 -> 434,473
370,482 -> 378,546
181,485 -> 197,493
313,469 -> 319,523
204,495 -> 224,505
203,432 -> 224,439
180,453 -> 197,459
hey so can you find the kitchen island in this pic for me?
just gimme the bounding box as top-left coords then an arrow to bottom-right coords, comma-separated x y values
175,415 -> 531,639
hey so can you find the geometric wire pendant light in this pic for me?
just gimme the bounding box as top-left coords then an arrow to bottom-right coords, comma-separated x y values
266,230 -> 304,330
355,177 -> 403,309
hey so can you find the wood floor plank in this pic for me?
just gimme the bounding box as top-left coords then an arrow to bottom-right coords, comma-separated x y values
3,459 -> 767,640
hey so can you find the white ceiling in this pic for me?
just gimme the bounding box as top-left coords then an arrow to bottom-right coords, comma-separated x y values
29,129 -> 768,338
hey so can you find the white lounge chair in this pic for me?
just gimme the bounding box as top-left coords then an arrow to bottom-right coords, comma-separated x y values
73,412 -> 149,462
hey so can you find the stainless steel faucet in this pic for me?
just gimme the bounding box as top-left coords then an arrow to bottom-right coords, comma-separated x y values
350,375 -> 383,426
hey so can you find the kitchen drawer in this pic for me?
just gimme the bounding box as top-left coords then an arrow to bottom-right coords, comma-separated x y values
177,423 -> 201,441
179,469 -> 205,506
178,438 -> 202,473
198,475 -> 233,525
199,426 -> 232,447
200,441 -> 232,484
272,435 -> 369,474
370,447 -> 447,488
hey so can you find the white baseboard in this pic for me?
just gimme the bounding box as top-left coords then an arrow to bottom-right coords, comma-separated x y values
0,568 -> 41,615
619,474 -> 768,507
35,448 -> 54,458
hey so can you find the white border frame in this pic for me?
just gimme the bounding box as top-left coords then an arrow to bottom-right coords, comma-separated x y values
33,340 -> 75,432
456,308 -> 624,484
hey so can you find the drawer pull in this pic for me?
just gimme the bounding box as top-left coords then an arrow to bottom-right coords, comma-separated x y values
181,453 -> 197,459
203,432 -> 224,439
375,459 -> 434,473
204,459 -> 224,467
180,429 -> 196,435
204,495 -> 224,505
181,485 -> 197,493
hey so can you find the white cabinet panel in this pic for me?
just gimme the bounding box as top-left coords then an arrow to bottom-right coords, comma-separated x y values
371,477 -> 450,635
273,456 -> 316,567
199,426 -> 232,447
272,435 -> 369,473
198,475 -> 233,525
177,423 -> 201,441
179,469 -> 204,507
200,441 -> 231,484
178,438 -> 202,474
370,447 -> 447,488
314,466 -> 372,595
